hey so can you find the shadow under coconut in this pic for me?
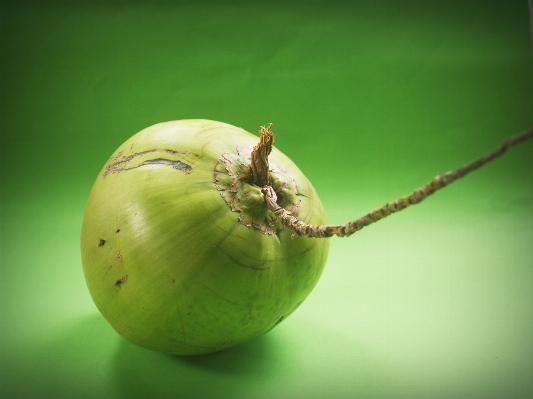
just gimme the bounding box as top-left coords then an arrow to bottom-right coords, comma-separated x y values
112,328 -> 295,399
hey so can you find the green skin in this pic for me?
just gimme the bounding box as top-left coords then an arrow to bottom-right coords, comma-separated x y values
81,120 -> 329,355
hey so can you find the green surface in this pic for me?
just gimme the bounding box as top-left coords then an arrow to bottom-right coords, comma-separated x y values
1,1 -> 532,398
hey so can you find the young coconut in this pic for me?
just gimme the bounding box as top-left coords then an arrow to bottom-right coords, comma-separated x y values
81,119 -> 532,355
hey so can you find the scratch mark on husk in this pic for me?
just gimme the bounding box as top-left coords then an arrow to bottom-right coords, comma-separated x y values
104,149 -> 195,177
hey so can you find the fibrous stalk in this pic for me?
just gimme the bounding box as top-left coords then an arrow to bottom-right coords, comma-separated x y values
261,127 -> 533,238
251,123 -> 274,187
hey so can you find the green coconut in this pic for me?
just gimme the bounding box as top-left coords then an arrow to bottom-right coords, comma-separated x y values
81,119 -> 329,355
81,119 -> 532,356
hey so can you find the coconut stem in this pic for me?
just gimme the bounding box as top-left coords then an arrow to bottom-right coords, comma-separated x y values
251,123 -> 274,187
262,127 -> 533,238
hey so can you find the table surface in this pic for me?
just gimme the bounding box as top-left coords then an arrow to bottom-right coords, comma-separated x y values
1,1 -> 532,398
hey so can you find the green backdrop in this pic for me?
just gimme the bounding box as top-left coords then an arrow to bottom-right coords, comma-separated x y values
1,1 -> 532,398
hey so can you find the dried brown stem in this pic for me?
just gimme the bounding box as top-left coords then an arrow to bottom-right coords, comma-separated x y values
251,123 -> 274,187
262,128 -> 533,238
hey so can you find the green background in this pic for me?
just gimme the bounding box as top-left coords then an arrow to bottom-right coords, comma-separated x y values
1,1 -> 532,398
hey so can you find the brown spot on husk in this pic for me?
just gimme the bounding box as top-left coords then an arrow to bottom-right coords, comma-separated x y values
115,275 -> 128,287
